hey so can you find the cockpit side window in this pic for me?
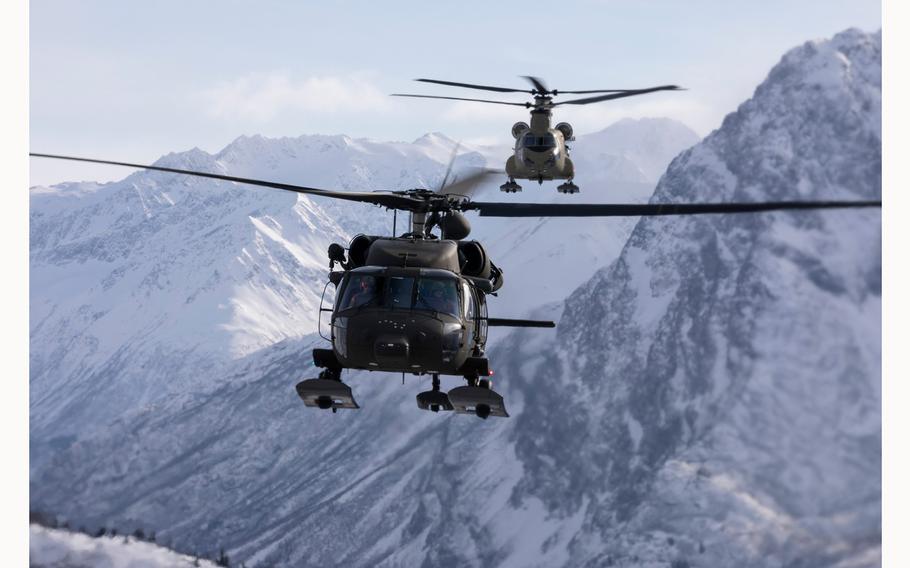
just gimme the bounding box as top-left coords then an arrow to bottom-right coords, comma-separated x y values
339,274 -> 379,310
414,277 -> 461,317
462,281 -> 475,319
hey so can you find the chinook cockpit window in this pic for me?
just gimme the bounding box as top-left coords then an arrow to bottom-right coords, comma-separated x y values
522,133 -> 557,153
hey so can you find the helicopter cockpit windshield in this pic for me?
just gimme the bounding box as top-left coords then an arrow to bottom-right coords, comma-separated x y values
337,270 -> 461,318
414,277 -> 460,317
522,132 -> 557,153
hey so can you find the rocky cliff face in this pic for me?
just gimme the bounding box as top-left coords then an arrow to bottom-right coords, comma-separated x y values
498,27 -> 881,566
30,28 -> 879,568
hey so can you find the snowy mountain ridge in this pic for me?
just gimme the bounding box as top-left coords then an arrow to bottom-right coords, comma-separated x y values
30,117 -> 697,446
30,524 -> 221,568
30,28 -> 879,568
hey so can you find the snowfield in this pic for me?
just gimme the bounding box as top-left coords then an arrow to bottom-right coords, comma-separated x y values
30,525 -> 219,568
30,28 -> 879,568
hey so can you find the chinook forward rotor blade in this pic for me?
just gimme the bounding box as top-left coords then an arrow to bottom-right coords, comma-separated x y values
391,93 -> 530,107
29,153 -> 426,211
415,78 -> 531,94
464,200 -> 883,217
554,85 -> 683,106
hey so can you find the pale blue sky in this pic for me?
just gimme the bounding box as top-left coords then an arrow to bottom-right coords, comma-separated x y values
30,0 -> 881,186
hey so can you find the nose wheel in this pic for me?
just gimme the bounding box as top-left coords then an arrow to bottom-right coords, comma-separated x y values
557,180 -> 579,194
417,374 -> 454,413
500,178 -> 522,193
296,368 -> 360,412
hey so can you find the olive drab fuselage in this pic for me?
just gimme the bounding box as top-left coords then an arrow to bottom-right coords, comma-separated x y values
327,237 -> 495,377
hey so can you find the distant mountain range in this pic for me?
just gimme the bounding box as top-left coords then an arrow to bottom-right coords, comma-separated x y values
30,28 -> 880,568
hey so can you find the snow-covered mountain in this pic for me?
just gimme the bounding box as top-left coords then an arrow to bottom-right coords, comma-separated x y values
491,27 -> 881,566
481,119 -> 700,316
30,524 -> 220,568
30,28 -> 879,568
30,118 -> 696,450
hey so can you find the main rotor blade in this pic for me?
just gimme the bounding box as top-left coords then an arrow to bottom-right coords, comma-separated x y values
29,153 -> 425,211
391,93 -> 530,107
415,78 -> 530,94
555,85 -> 683,106
521,76 -> 551,94
557,89 -> 644,94
438,142 -> 462,193
439,167 -> 505,198
464,200 -> 883,217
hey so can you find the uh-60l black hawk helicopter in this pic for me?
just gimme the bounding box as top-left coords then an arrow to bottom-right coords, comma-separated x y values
30,152 -> 881,419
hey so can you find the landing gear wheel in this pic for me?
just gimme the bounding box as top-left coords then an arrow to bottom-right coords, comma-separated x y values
448,373 -> 509,418
296,375 -> 360,411
500,178 -> 522,193
557,180 -> 579,194
416,374 -> 454,413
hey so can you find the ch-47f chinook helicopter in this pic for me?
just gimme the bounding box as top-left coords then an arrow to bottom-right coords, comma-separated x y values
393,76 -> 681,194
30,152 -> 881,419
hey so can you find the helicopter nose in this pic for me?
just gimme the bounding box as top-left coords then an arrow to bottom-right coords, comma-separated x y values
374,335 -> 410,362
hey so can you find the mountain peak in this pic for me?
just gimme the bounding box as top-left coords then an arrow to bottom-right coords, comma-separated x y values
412,131 -> 457,147
576,117 -> 701,182
152,146 -> 219,171
700,27 -> 881,203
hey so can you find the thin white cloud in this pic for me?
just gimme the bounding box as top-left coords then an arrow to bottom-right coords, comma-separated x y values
199,72 -> 392,120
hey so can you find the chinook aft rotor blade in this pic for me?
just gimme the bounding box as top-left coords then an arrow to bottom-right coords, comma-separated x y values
29,153 -> 426,211
555,85 -> 683,106
415,78 -> 531,94
390,93 -> 531,107
464,200 -> 883,217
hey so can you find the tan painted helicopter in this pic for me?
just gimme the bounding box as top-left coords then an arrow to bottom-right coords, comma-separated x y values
393,76 -> 681,194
